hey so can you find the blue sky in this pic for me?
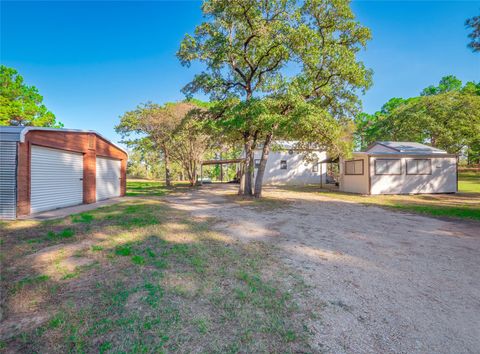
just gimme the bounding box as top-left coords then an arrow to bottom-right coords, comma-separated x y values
2,1 -> 479,146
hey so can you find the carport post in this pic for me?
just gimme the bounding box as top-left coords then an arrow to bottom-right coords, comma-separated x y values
200,164 -> 203,186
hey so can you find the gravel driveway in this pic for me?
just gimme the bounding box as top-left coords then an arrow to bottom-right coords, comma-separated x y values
167,185 -> 480,354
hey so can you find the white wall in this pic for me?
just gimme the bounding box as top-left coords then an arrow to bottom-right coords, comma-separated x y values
370,156 -> 457,194
253,150 -> 326,185
339,155 -> 369,194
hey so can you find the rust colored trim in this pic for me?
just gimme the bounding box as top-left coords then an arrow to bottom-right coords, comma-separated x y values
367,156 -> 371,195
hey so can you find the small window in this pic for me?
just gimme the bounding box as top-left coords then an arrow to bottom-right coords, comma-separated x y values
375,159 -> 401,175
280,160 -> 287,170
312,164 -> 319,173
254,159 -> 260,169
406,159 -> 432,175
345,159 -> 364,175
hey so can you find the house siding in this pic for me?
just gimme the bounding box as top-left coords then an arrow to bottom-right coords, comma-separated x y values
253,150 -> 326,185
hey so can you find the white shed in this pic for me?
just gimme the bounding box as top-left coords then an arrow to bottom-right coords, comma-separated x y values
339,142 -> 457,195
252,141 -> 329,185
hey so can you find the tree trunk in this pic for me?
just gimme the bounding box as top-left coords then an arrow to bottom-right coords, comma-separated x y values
164,149 -> 172,187
254,133 -> 274,198
243,139 -> 255,196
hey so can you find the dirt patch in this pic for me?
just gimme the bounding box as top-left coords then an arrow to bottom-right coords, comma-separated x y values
166,185 -> 480,354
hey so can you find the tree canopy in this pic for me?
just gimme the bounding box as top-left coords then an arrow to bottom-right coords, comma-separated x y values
465,14 -> 480,52
116,100 -> 212,186
0,65 -> 61,127
178,0 -> 371,196
355,76 -> 480,161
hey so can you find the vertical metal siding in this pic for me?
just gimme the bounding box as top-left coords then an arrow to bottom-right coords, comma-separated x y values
96,157 -> 121,201
0,141 -> 17,219
31,146 -> 84,213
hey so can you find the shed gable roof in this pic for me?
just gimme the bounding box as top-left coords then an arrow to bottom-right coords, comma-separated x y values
0,126 -> 127,155
366,141 -> 446,155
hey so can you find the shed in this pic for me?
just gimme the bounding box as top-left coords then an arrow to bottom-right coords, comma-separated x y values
251,141 -> 330,185
339,141 -> 457,195
0,126 -> 128,219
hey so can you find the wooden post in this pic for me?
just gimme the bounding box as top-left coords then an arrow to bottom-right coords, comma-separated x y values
320,162 -> 323,189
200,164 -> 203,185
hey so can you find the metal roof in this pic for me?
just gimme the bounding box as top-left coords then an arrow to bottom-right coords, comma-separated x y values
0,126 -> 128,155
366,141 -> 447,154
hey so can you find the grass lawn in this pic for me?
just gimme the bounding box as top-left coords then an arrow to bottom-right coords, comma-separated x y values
0,191 -> 314,352
126,180 -> 192,196
458,171 -> 480,193
283,172 -> 480,221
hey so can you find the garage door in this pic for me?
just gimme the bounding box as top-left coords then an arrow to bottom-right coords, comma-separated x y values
31,146 -> 83,213
96,157 -> 121,201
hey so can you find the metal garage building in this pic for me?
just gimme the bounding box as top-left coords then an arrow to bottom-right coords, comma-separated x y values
0,126 -> 128,219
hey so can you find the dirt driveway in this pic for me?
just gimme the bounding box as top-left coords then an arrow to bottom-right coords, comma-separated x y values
167,185 -> 480,354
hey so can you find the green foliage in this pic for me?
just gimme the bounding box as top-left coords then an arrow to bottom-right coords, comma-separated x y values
0,65 -> 61,127
356,76 -> 480,157
117,101 -> 212,185
465,15 -> 480,52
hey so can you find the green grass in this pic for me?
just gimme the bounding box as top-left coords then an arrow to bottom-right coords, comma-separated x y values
459,171 -> 480,193
1,197 -> 314,353
71,213 -> 94,223
126,180 -> 192,197
46,228 -> 75,240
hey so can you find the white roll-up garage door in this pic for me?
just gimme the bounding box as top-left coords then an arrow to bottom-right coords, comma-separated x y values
31,146 -> 84,213
96,157 -> 121,201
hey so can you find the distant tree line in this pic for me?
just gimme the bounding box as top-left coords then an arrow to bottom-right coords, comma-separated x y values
354,76 -> 480,163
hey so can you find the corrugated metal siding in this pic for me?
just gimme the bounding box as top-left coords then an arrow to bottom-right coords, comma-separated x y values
0,126 -> 23,142
0,141 -> 17,219
31,146 -> 83,213
96,157 -> 121,201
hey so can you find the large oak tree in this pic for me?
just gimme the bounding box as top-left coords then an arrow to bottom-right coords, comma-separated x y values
178,0 -> 371,197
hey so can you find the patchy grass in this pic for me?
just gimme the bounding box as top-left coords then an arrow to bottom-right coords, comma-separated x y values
318,190 -> 479,221
0,197 -> 315,352
276,172 -> 480,221
46,228 -> 75,240
71,212 -> 94,224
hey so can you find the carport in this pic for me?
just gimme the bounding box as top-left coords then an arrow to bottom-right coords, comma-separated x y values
199,158 -> 245,184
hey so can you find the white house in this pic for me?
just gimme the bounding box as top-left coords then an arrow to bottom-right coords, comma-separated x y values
339,141 -> 457,195
252,142 -> 330,185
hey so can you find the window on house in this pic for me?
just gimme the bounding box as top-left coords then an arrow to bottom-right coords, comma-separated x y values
375,159 -> 401,175
254,159 -> 260,169
406,159 -> 431,175
345,159 -> 364,175
312,164 -> 319,173
280,160 -> 287,170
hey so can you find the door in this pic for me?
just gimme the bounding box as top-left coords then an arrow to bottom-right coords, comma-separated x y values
31,146 -> 83,213
96,157 -> 121,201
